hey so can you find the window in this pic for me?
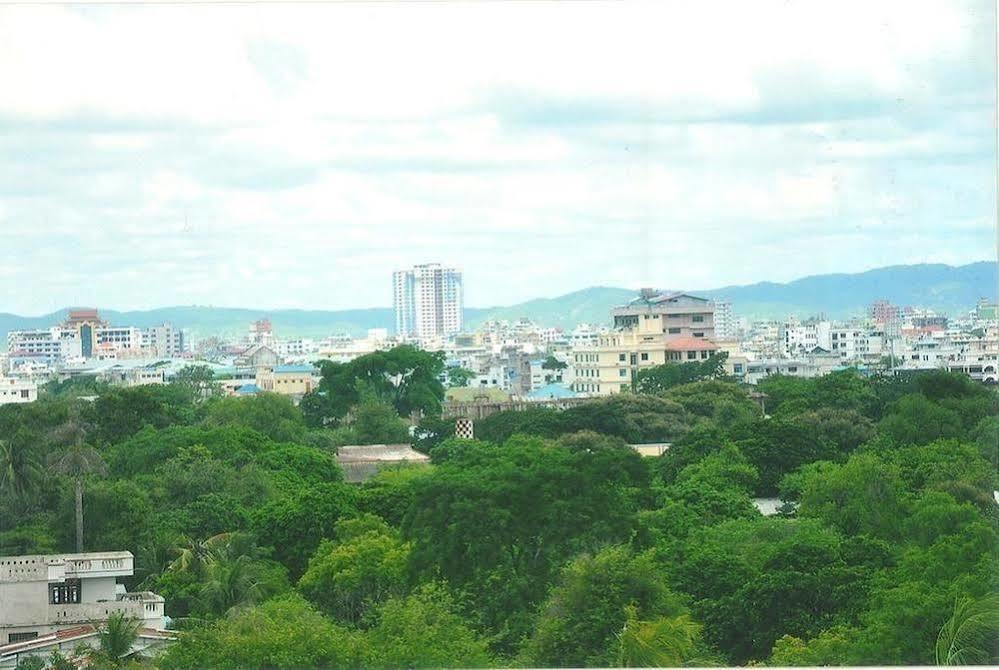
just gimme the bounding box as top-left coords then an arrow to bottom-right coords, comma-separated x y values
49,579 -> 81,605
619,369 -> 628,377
9,632 -> 38,644
687,351 -> 697,360
701,351 -> 709,359
668,327 -> 680,334
618,353 -> 626,362
640,352 -> 649,361
693,332 -> 704,338
692,315 -> 704,322
733,364 -> 744,373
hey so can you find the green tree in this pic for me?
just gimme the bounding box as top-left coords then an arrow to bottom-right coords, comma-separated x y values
172,364 -> 221,402
878,394 -> 964,446
203,393 -> 306,443
159,593 -> 359,670
445,366 -> 476,388
787,453 -> 909,541
49,443 -> 108,552
404,436 -> 648,651
633,353 -> 729,394
91,612 -> 140,668
361,583 -> 493,669
0,438 -> 42,508
617,608 -> 704,668
297,514 -> 410,625
522,546 -> 687,667
768,626 -> 858,666
935,594 -> 999,665
304,346 -> 446,426
346,397 -> 411,445
252,483 -> 357,578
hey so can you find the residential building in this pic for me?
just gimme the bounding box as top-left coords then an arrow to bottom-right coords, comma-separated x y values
0,377 -> 37,405
713,301 -> 737,339
393,263 -> 463,339
573,290 -> 717,395
141,324 -> 185,357
256,364 -> 319,397
0,551 -> 168,663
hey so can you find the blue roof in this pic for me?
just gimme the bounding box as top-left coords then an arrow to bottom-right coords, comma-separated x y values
236,383 -> 262,395
273,364 -> 317,374
527,383 -> 579,399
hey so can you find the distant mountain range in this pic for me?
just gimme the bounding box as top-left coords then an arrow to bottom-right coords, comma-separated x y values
1,262 -> 994,342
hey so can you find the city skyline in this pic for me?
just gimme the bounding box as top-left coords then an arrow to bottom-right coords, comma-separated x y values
1,1 -> 995,314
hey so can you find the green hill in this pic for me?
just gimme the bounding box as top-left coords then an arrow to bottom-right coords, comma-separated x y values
3,262 -> 993,342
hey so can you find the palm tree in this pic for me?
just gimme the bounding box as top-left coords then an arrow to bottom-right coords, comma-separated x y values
49,444 -> 108,553
46,404 -> 107,553
91,611 -> 141,668
935,594 -> 999,665
617,606 -> 702,668
0,438 -> 42,508
198,554 -> 267,616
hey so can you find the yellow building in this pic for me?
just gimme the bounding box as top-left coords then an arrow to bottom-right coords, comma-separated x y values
573,291 -> 718,395
255,364 -> 319,397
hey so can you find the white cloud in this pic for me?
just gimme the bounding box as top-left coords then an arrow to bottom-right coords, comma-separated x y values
0,0 -> 994,314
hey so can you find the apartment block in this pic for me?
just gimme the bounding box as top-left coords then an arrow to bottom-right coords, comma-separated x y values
393,264 -> 463,339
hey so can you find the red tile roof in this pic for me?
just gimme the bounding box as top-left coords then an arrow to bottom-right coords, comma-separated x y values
665,337 -> 719,352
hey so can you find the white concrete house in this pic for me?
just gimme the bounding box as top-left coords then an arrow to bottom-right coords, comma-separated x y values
0,551 -> 171,667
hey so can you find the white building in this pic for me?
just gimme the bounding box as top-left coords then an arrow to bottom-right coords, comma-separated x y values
393,263 -> 463,339
713,301 -> 738,340
0,377 -> 37,405
141,324 -> 185,358
0,551 -> 170,667
6,329 -> 81,362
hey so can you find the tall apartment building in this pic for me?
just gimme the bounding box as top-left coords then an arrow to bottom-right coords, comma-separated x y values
392,264 -> 463,339
713,301 -> 737,340
573,290 -> 717,396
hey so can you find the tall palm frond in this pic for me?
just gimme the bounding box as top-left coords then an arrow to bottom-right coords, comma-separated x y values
935,594 -> 999,665
617,606 -> 702,668
93,611 -> 141,668
0,439 -> 43,505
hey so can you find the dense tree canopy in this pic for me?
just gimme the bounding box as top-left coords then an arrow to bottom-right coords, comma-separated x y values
1,368 -> 995,668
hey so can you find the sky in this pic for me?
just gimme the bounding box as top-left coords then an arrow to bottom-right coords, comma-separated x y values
0,0 -> 995,315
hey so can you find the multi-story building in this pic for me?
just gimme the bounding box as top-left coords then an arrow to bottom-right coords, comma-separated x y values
141,324 -> 185,358
393,264 -> 463,339
256,364 -> 319,397
6,329 -> 81,362
572,290 -> 717,395
713,301 -> 737,340
0,551 -> 169,665
0,377 -> 38,405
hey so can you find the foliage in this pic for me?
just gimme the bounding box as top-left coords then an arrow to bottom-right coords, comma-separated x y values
331,396 -> 411,446
934,594 -> 999,665
303,346 -> 446,426
91,612 -> 141,668
361,583 -> 493,669
445,366 -> 476,387
203,393 -> 306,443
403,435 -> 648,651
522,546 -> 687,667
160,593 -> 360,670
633,352 -> 729,394
172,365 -> 221,401
298,514 -> 410,625
618,609 -> 704,668
252,483 -> 357,578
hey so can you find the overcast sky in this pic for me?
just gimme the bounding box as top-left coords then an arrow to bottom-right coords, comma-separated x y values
0,1 -> 995,314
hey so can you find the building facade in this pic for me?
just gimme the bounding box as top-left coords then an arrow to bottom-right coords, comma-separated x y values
393,264 -> 463,339
573,290 -> 717,395
0,552 -> 166,645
